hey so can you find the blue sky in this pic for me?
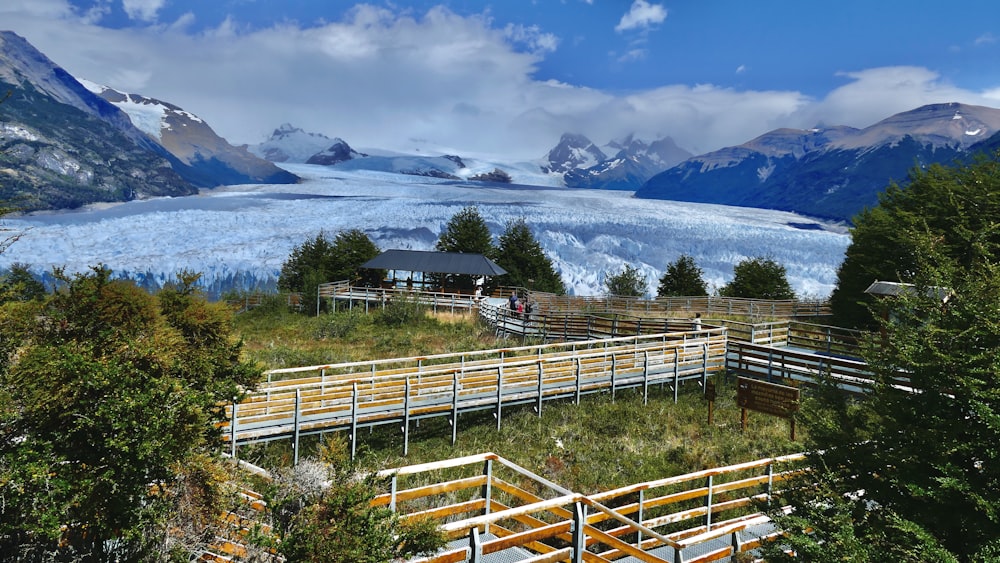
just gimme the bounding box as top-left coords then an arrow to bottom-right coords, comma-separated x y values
4,0 -> 1000,159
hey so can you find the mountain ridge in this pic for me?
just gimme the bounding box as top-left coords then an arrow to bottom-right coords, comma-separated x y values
636,102 -> 1000,222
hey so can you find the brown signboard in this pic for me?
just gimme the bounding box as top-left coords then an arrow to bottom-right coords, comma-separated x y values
736,377 -> 799,418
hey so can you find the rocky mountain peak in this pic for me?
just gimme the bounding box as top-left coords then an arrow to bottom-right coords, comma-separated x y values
541,133 -> 606,174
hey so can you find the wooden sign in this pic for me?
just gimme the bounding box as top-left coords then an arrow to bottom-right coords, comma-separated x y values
737,377 -> 799,440
737,377 -> 799,417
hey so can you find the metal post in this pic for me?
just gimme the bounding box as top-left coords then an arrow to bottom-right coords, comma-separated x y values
673,348 -> 679,404
451,372 -> 459,446
702,343 -> 709,390
293,389 -> 301,467
705,475 -> 714,531
572,502 -> 586,563
610,352 -> 616,402
575,357 -> 581,405
403,378 -> 411,456
230,401 -> 238,458
469,527 -> 483,563
642,353 -> 649,406
495,366 -> 503,430
481,459 -> 493,533
351,383 -> 359,460
536,362 -> 544,417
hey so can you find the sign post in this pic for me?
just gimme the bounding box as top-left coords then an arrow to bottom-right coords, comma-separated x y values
736,377 -> 799,440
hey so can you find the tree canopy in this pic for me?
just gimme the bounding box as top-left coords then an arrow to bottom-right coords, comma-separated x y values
278,229 -> 381,312
433,206 -> 496,290
830,153 -> 1000,328
0,268 -> 261,559
764,155 -> 1000,561
495,218 -> 566,294
719,256 -> 795,300
656,254 -> 708,297
603,264 -> 648,298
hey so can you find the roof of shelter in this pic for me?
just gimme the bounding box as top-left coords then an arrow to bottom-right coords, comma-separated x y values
361,250 -> 508,276
864,280 -> 953,303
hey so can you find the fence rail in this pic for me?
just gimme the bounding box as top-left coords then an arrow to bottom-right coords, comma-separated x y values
377,451 -> 807,563
223,330 -> 728,458
528,292 -> 830,319
318,281 -> 482,315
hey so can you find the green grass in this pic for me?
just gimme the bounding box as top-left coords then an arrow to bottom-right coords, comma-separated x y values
234,303 -> 802,492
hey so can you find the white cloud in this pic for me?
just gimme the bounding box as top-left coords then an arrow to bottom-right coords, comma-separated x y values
798,66 -> 994,129
615,0 -> 667,33
617,48 -> 647,63
736,64 -> 747,74
122,0 -> 165,22
975,32 -> 997,46
3,2 -> 1000,162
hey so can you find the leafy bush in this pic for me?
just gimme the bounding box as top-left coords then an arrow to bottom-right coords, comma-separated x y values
376,296 -> 427,327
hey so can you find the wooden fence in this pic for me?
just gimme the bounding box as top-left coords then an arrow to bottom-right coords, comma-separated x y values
375,451 -> 807,563
318,280 -> 482,315
528,292 -> 831,319
222,330 -> 728,459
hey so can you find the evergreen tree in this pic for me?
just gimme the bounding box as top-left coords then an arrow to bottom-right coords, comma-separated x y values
0,263 -> 46,303
433,206 -> 496,291
656,254 -> 708,297
830,153 -> 1000,328
279,229 -> 381,313
495,218 -> 566,294
603,264 -> 648,297
765,156 -> 1000,560
719,256 -> 795,299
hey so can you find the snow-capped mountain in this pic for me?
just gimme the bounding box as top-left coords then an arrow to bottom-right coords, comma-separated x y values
84,82 -> 298,187
0,30 -> 194,210
564,134 -> 692,190
636,103 -> 1000,222
249,123 -> 338,163
541,133 -> 608,175
305,138 -> 366,165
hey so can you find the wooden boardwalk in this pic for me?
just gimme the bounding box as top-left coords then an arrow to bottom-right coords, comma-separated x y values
376,451 -> 808,563
222,329 -> 728,458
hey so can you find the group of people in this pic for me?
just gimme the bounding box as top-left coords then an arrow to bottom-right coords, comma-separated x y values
508,292 -> 534,316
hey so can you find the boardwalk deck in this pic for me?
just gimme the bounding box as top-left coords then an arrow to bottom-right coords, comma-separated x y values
222,330 -> 728,457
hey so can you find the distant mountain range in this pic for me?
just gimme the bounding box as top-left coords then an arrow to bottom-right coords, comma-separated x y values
4,28 -> 1000,223
250,106 -> 1000,223
636,103 -> 1000,222
543,133 -> 692,190
0,30 -> 296,212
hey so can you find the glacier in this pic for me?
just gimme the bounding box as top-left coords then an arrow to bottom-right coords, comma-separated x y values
0,163 -> 849,299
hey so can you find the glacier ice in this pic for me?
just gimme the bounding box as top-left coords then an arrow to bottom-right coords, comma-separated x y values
0,163 -> 849,299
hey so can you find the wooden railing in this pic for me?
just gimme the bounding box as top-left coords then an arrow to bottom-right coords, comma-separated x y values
480,301 -> 705,342
374,451 -> 807,563
317,281 -> 481,314
222,330 -> 728,457
528,292 -> 831,319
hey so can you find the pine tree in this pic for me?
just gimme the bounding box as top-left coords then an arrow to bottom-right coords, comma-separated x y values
495,218 -> 565,294
433,206 -> 496,290
656,254 -> 708,297
603,264 -> 648,297
719,256 -> 794,299
278,229 -> 381,312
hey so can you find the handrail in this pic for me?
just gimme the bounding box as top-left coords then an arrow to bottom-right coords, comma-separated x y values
380,451 -> 808,563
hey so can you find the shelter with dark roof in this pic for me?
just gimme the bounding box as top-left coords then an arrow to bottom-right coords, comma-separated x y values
361,250 -> 506,292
